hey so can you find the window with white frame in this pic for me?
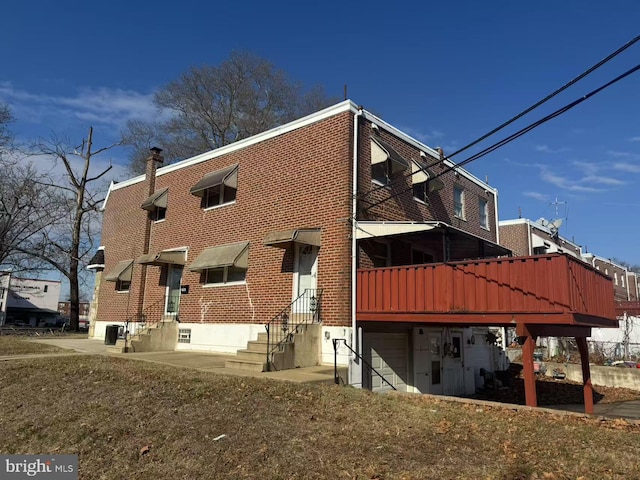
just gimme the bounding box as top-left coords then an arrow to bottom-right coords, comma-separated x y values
203,183 -> 236,209
614,272 -> 618,285
371,161 -> 391,185
622,275 -> 625,288
116,280 -> 131,292
152,206 -> 167,222
413,181 -> 428,203
454,186 -> 465,219
479,198 -> 489,229
205,265 -> 246,285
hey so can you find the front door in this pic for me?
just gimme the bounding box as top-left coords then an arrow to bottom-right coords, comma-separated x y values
414,328 -> 443,395
293,244 -> 318,312
165,265 -> 183,315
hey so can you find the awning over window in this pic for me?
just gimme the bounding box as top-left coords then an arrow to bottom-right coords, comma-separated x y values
86,248 -> 105,270
189,164 -> 238,197
411,160 -> 430,184
188,241 -> 249,272
104,260 -> 133,282
137,250 -> 186,266
263,228 -> 321,249
142,188 -> 168,211
411,160 -> 445,192
371,138 -> 409,169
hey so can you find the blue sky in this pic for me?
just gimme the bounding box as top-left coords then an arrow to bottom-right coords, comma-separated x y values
2,1 -> 640,265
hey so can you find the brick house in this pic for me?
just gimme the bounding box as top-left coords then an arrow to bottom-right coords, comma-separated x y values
89,101 -> 615,410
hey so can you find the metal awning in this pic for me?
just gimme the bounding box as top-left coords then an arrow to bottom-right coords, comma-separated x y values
371,138 -> 409,169
189,164 -> 238,197
142,188 -> 169,211
137,250 -> 186,266
411,160 -> 444,192
104,260 -> 133,282
264,229 -> 321,249
86,248 -> 105,270
188,241 -> 249,272
355,220 -> 511,257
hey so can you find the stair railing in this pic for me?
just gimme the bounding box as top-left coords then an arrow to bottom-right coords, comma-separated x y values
123,294 -> 178,351
265,288 -> 322,371
332,338 -> 397,391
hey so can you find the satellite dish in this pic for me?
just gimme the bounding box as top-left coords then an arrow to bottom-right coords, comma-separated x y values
549,218 -> 563,232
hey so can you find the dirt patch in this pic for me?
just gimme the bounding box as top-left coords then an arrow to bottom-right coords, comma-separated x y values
0,356 -> 639,479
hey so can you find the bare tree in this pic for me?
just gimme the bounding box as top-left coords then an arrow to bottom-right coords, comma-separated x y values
123,51 -> 338,174
0,102 -> 12,148
16,128 -> 116,331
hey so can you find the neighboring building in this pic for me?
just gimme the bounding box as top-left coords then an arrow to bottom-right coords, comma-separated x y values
57,301 -> 91,328
89,100 -> 615,411
499,218 -> 582,259
0,272 -> 61,326
499,218 -> 640,359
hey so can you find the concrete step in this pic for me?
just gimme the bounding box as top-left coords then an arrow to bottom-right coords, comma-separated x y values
256,332 -> 268,343
235,350 -> 268,362
245,340 -> 269,353
224,358 -> 265,372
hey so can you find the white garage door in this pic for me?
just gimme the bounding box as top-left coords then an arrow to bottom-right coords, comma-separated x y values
364,333 -> 408,392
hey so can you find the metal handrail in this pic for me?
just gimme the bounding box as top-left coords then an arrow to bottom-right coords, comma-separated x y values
124,294 -> 178,351
265,288 -> 322,371
332,338 -> 397,391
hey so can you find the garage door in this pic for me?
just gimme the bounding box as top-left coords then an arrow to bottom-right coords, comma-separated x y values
364,333 -> 408,392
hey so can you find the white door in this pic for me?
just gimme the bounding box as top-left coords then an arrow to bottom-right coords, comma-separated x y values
363,333 -> 408,393
414,329 -> 443,395
165,265 -> 183,315
443,332 -> 464,395
293,244 -> 318,312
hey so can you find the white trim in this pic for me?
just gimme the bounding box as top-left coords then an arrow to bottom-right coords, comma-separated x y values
203,280 -> 247,288
360,110 -> 496,192
203,200 -> 236,212
157,101 -> 357,176
104,99 -> 497,209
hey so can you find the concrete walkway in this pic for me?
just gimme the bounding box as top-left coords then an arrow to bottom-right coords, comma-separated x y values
20,337 -> 640,420
25,337 -> 343,384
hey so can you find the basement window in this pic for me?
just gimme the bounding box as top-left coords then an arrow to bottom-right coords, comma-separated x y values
178,328 -> 191,344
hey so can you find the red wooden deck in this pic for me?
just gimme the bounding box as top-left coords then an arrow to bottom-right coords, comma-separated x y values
357,253 -> 616,328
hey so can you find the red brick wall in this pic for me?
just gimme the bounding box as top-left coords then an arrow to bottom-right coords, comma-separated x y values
628,274 -> 638,302
356,120 -> 497,242
592,258 -> 629,302
498,223 -> 530,256
97,112 -> 354,328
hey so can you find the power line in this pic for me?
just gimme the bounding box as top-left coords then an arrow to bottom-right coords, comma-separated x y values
358,34 -> 640,202
362,63 -> 640,213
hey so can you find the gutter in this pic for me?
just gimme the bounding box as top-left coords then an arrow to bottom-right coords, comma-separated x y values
350,107 -> 363,385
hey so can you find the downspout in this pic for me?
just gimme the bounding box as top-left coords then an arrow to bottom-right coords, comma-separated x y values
493,187 -> 500,245
350,106 -> 363,386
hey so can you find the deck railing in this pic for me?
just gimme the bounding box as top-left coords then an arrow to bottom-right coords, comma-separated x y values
357,254 -> 616,322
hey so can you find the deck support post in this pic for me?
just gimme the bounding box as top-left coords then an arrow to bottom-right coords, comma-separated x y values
519,324 -> 537,408
575,336 -> 594,414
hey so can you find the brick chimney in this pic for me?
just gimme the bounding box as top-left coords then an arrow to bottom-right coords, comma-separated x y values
146,147 -> 164,196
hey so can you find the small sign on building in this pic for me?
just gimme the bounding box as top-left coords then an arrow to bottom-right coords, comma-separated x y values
180,285 -> 189,294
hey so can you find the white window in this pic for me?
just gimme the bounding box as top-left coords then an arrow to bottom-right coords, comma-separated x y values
205,266 -> 246,285
622,275 -> 625,288
479,198 -> 489,229
372,161 -> 391,185
454,186 -> 465,219
203,184 -> 236,209
413,181 -> 428,203
116,280 -> 131,292
152,207 -> 166,222
614,272 -> 618,285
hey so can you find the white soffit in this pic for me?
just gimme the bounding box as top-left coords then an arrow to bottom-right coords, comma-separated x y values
355,221 -> 437,239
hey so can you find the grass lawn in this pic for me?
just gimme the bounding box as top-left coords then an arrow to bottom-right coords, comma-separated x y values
0,356 -> 639,479
0,335 -> 71,355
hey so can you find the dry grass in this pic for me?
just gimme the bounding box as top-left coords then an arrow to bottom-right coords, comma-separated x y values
0,336 -> 70,355
0,356 -> 639,480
